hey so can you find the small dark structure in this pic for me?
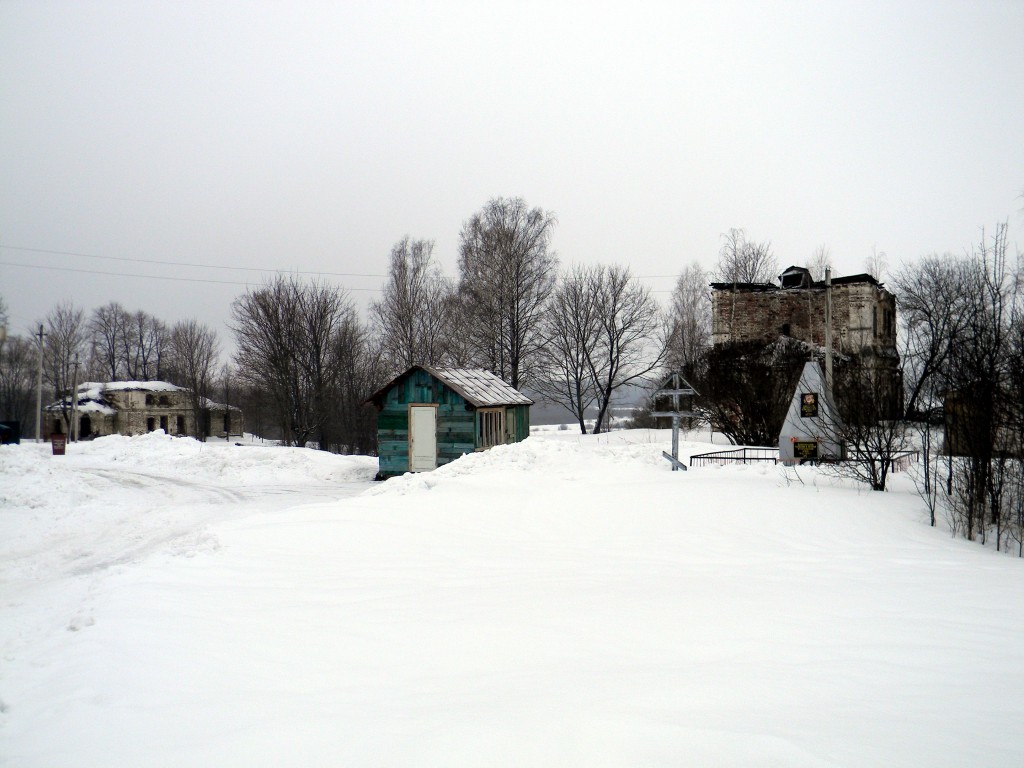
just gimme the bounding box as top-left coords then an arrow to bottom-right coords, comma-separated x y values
365,366 -> 533,479
0,420 -> 21,445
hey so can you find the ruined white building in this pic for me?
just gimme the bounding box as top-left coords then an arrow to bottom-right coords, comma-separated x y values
45,381 -> 242,439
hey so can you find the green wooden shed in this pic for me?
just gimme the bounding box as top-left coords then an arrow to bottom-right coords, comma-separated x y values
364,366 -> 533,479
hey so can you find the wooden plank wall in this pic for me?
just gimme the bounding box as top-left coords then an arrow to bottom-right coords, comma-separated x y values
376,369 -> 476,477
509,405 -> 530,442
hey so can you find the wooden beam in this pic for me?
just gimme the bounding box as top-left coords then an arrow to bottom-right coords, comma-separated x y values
661,451 -> 688,471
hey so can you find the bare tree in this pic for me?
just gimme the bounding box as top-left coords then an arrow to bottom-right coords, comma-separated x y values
905,225 -> 1021,545
897,236 -> 1024,535
587,265 -> 665,434
714,228 -> 778,284
893,257 -> 964,524
864,246 -> 889,280
943,224 -> 1017,543
40,302 -> 87,432
88,302 -> 131,380
232,277 -> 355,448
458,197 -> 558,389
0,334 -> 37,428
324,315 -> 385,455
439,290 -> 477,368
87,304 -> 168,382
123,311 -> 168,381
893,254 -> 972,420
664,261 -> 711,375
805,244 -> 833,281
715,228 -> 778,344
167,319 -> 221,440
831,357 -> 911,491
535,264 -> 601,433
371,236 -> 454,373
1006,311 -> 1024,554
695,338 -> 808,446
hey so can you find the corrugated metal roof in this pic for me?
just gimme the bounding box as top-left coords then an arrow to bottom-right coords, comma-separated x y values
363,366 -> 534,408
425,367 -> 533,407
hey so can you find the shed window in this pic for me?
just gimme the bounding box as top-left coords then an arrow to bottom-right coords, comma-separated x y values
478,408 -> 505,449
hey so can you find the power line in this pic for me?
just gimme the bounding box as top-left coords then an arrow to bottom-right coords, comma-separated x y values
1,244 -> 679,294
0,260 -> 382,291
2,244 -> 684,282
0,244 -> 385,279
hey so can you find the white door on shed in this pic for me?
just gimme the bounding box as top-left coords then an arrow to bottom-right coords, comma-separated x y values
409,405 -> 437,471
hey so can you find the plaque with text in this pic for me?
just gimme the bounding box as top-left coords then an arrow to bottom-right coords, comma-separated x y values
801,392 -> 819,418
793,440 -> 818,460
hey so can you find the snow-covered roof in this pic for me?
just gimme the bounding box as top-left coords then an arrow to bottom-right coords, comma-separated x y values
425,366 -> 533,407
44,393 -> 116,415
200,396 -> 241,412
101,381 -> 183,393
44,398 -> 117,415
44,381 -> 233,414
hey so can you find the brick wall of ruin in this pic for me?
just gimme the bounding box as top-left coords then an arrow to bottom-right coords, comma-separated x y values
711,282 -> 897,357
105,389 -> 197,437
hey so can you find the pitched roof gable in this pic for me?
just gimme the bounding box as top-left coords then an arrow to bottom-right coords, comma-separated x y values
424,366 -> 533,407
365,366 -> 533,408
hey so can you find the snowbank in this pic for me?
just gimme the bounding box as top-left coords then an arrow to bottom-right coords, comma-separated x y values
2,430 -> 1023,767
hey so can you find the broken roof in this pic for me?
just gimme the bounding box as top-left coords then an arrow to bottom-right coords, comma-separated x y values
366,366 -> 533,408
44,381 -> 236,414
710,271 -> 884,291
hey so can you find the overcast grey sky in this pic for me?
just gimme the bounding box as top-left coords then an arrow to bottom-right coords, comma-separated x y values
2,0 -> 1022,346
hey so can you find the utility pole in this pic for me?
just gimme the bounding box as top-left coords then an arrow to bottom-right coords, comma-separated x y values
824,267 -> 833,391
35,324 -> 46,442
71,353 -> 80,442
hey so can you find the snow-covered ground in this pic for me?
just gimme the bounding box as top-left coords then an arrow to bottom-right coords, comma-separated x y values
1,429 -> 1022,767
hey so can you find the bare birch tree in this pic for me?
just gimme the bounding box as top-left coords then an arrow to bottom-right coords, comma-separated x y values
88,303 -> 167,382
88,302 -> 131,380
715,228 -> 778,343
41,302 -> 87,431
458,197 -> 558,389
535,264 -> 601,432
864,246 -> 889,280
123,311 -> 168,381
805,244 -> 833,281
664,261 -> 711,376
587,265 -> 665,434
372,237 -> 454,373
168,319 -> 221,440
714,228 -> 777,283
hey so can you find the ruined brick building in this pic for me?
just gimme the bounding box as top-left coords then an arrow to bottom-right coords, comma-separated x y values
45,381 -> 243,439
710,265 -> 901,414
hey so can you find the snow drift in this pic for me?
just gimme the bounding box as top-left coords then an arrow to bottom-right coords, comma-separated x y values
1,430 -> 1022,767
